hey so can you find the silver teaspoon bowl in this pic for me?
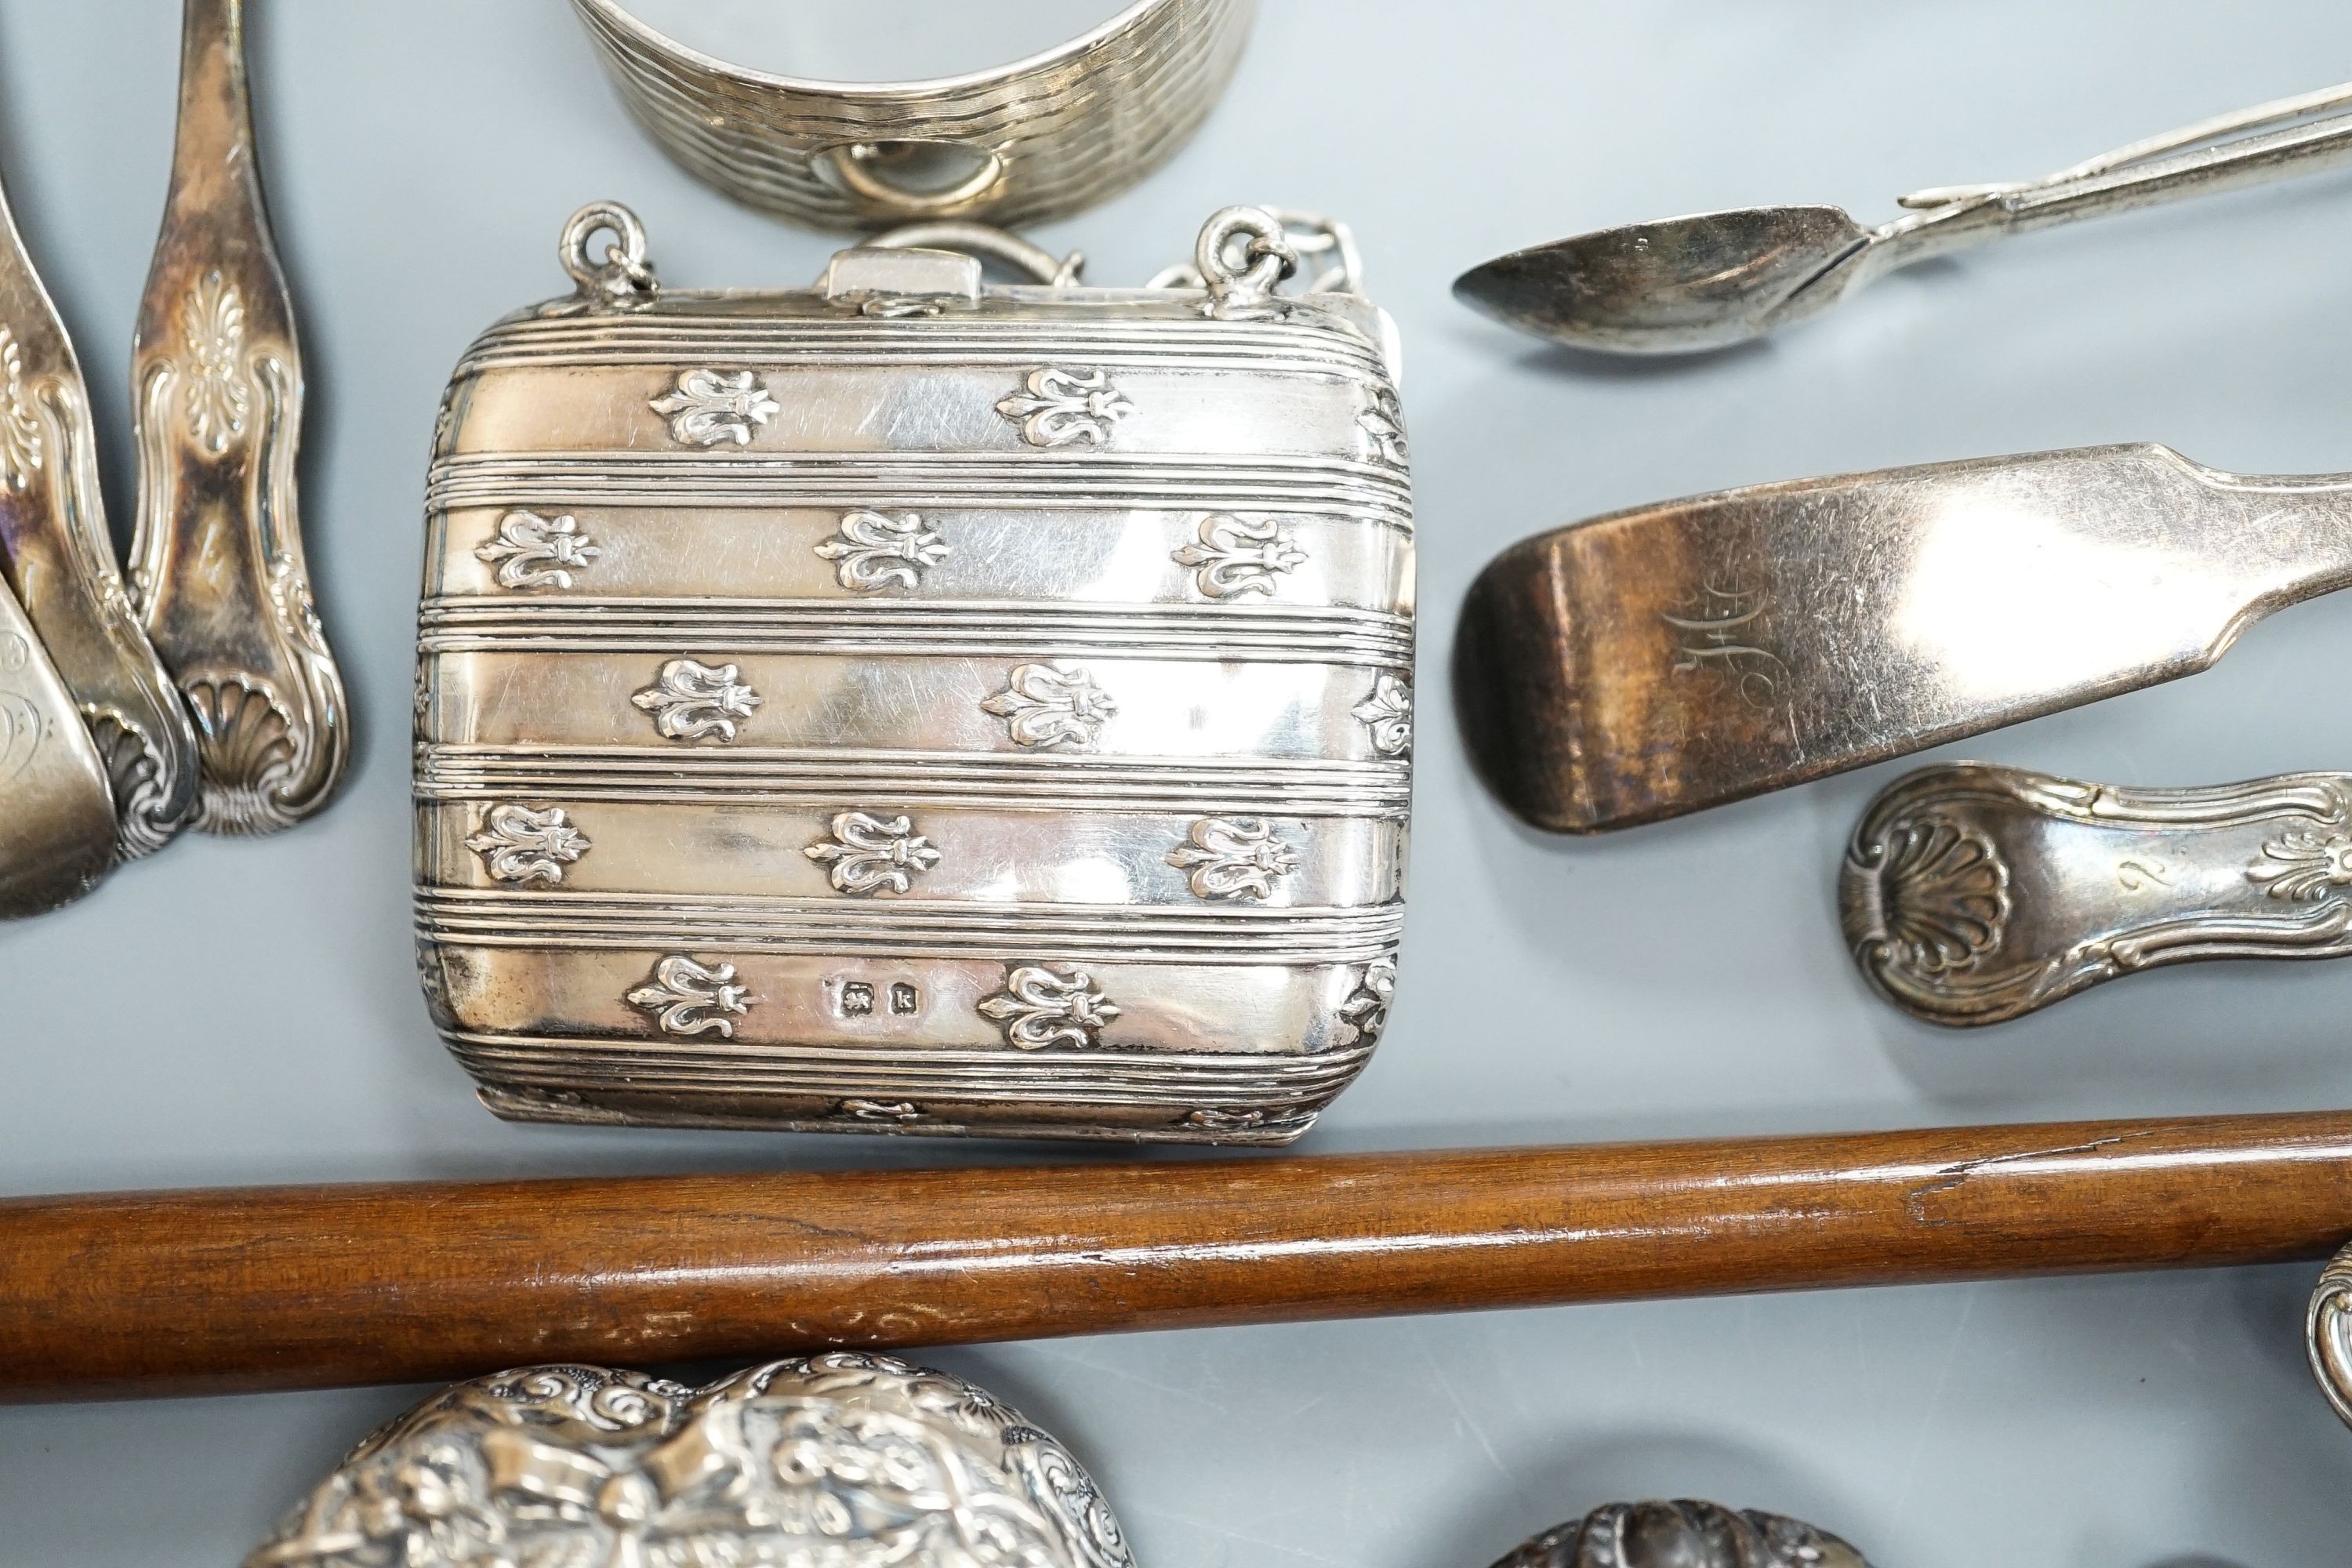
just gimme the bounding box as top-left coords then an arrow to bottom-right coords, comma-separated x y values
1453,205 -> 1870,354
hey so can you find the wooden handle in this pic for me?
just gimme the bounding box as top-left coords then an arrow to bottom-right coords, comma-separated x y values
8,1109 -> 2351,1402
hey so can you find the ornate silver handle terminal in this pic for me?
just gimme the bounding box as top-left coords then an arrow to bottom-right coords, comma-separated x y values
570,0 -> 1254,230
0,158 -> 199,860
2310,1243 -> 2352,1432
132,0 -> 348,834
1844,761 -> 2352,1025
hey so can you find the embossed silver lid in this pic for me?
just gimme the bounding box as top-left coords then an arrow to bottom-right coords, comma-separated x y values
242,1356 -> 1132,1568
1493,1501 -> 1872,1568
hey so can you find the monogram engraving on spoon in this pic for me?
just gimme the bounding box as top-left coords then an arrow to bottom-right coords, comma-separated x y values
132,0 -> 347,835
1662,582 -> 1786,710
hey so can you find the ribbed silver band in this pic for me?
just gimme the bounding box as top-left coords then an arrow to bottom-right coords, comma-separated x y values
569,0 -> 1255,230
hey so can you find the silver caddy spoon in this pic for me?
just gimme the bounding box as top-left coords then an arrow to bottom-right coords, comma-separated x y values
1456,80 -> 2352,354
1845,762 -> 2352,1026
238,1354 -> 1867,1568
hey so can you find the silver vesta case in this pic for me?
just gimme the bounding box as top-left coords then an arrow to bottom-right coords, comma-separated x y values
416,204 -> 1414,1143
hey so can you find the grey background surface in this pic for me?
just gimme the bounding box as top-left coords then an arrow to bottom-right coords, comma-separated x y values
2,2 -> 2349,1563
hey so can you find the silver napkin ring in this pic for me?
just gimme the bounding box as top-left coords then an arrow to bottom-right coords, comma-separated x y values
569,0 -> 1255,230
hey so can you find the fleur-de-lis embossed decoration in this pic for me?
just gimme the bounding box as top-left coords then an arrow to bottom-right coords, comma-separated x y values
1166,817 -> 1298,902
2249,829 -> 2352,901
651,367 -> 781,447
981,662 -> 1117,750
1336,954 -> 1396,1047
475,510 -> 600,590
1356,383 -> 1408,467
804,810 -> 943,895
626,953 -> 753,1038
0,326 -> 40,491
995,365 -> 1134,447
181,270 -> 250,454
632,658 -> 761,743
1352,673 -> 1413,757
465,802 -> 591,885
814,510 -> 948,593
978,964 -> 1120,1050
1172,514 -> 1305,599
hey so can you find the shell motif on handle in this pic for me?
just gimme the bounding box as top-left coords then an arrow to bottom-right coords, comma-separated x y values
132,0 -> 347,834
1844,762 -> 2352,1025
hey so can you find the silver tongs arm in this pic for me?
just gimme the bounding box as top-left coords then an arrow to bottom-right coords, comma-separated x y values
1883,80 -> 2352,258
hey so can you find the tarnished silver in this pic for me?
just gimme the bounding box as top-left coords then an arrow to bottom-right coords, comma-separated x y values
1456,80 -> 2352,353
0,572 -> 117,917
241,1356 -> 1133,1568
1492,1501 -> 1871,1568
2310,1245 -> 2352,1431
417,202 -> 1412,1142
132,0 -> 349,834
569,0 -> 1253,230
1457,443 -> 2352,835
1846,762 -> 2352,1025
0,148 -> 199,862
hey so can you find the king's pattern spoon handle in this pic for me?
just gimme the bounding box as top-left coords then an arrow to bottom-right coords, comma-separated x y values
1844,762 -> 2352,1025
131,0 -> 347,834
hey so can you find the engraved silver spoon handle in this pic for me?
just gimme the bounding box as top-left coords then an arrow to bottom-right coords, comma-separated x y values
0,167 -> 200,858
1842,762 -> 2352,1026
131,0 -> 347,834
